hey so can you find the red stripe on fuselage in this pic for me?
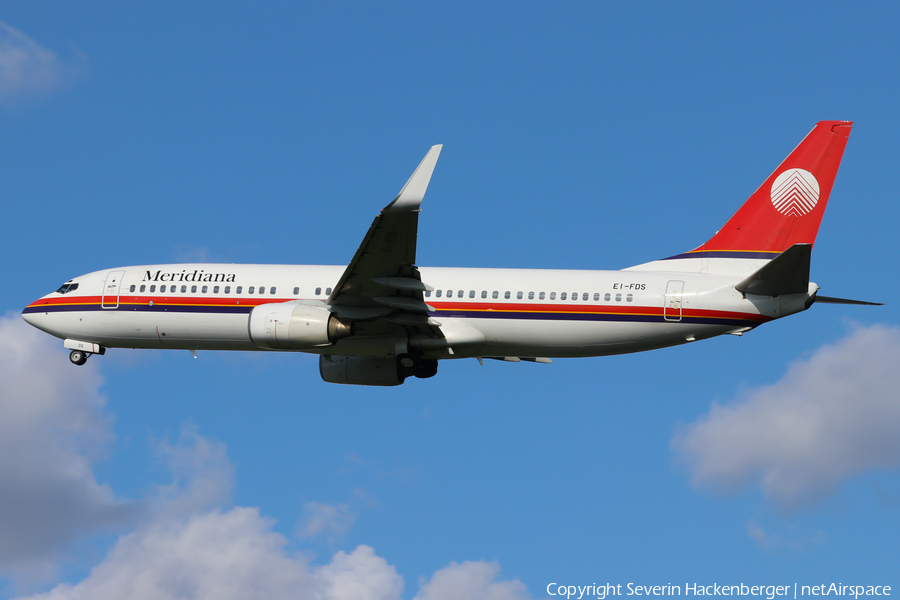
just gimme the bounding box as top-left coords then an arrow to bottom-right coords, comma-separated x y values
427,301 -> 770,323
26,296 -> 772,324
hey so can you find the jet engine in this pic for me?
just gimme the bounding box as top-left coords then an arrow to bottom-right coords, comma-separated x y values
319,355 -> 403,386
249,302 -> 352,350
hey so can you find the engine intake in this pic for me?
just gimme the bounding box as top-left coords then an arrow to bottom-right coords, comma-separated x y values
249,302 -> 352,350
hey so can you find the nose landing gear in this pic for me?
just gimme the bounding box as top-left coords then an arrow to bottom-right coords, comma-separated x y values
66,343 -> 104,366
69,350 -> 88,366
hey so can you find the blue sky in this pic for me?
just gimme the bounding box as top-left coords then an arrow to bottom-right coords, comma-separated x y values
1,3 -> 898,598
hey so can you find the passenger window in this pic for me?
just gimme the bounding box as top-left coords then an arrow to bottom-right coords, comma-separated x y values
539,292 -> 545,300
249,287 -> 255,294
550,292 -> 556,300
436,290 -> 442,298
190,285 -> 196,293
270,287 -> 276,294
583,293 -> 589,301
259,287 -> 265,295
213,286 -> 219,293
202,286 -> 208,293
140,285 -> 146,293
469,290 -> 475,298
516,291 -> 523,300
224,286 -> 230,294
481,290 -> 487,299
593,293 -> 600,301
160,285 -> 166,293
616,293 -> 622,302
236,286 -> 243,294
326,287 -> 332,295
492,291 -> 498,299
626,294 -> 633,302
528,292 -> 534,300
315,287 -> 322,295
504,291 -> 511,299
150,285 -> 156,293
181,285 -> 187,293
572,292 -> 578,301
129,285 -> 136,292
604,293 -> 611,301
457,290 -> 464,298
561,292 -> 567,300
425,291 -> 432,297
293,287 -> 299,295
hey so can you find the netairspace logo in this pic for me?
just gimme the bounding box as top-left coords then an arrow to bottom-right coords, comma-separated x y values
546,583 -> 893,600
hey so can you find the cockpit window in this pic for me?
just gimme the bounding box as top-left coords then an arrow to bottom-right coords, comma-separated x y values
56,283 -> 79,294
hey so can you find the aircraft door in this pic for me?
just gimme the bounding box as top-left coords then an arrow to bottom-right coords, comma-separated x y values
664,280 -> 684,322
102,270 -> 125,309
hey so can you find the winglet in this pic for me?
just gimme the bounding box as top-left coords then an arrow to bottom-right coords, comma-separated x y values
385,145 -> 443,212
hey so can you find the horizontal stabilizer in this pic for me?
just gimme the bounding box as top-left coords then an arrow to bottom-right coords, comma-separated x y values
735,243 -> 811,296
814,295 -> 883,306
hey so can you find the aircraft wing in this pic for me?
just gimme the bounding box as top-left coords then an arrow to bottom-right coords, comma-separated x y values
327,145 -> 442,325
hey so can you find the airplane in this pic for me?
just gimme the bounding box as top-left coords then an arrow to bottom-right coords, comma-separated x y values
23,121 -> 880,386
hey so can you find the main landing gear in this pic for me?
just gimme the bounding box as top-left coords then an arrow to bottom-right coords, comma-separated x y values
397,353 -> 438,380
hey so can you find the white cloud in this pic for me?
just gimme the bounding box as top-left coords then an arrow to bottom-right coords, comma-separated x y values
297,501 -> 357,541
0,22 -> 85,104
672,325 -> 900,510
745,520 -> 826,553
0,314 -> 139,579
17,510 -> 404,600
6,312 -> 532,599
318,546 -> 405,600
154,425 -> 235,518
1,414 -> 532,600
172,246 -> 212,263
414,561 -> 530,600
16,516 -> 532,600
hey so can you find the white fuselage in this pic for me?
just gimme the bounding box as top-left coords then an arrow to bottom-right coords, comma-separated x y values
23,262 -> 814,360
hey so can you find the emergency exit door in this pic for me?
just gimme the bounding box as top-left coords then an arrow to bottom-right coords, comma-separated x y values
102,270 -> 125,309
664,280 -> 684,322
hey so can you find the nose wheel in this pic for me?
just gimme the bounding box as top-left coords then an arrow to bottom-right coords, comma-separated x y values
69,350 -> 88,366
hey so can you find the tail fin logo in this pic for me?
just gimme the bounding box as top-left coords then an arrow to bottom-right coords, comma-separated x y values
770,168 -> 820,217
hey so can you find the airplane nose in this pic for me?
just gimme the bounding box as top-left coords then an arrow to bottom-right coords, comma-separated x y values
22,305 -> 42,327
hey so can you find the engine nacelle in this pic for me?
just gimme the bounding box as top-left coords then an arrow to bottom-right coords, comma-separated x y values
319,355 -> 403,386
249,302 -> 352,350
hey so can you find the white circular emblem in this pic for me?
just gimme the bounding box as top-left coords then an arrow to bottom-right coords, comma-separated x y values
770,168 -> 820,216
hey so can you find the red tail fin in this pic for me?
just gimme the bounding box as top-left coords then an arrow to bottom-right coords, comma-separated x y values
693,121 -> 852,256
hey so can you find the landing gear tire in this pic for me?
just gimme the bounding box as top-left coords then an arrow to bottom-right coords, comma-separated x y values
397,354 -> 416,380
414,359 -> 438,379
397,354 -> 438,380
69,350 -> 88,366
